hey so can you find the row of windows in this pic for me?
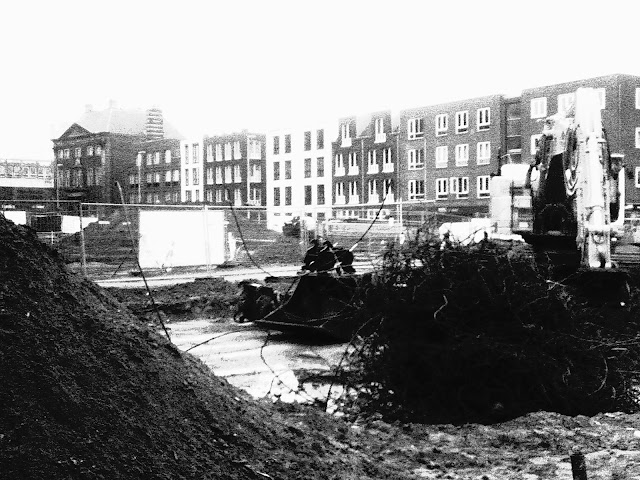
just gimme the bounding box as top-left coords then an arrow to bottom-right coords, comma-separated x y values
138,150 -> 174,166
406,107 -> 491,140
272,159 -> 325,181
129,192 -> 181,205
530,89 -> 606,118
203,140 -> 262,162
334,149 -> 394,175
57,145 -> 103,159
209,164 -> 262,185
0,164 -> 52,178
129,170 -> 181,185
273,185 -> 326,206
339,119 -> 389,144
58,167 -> 105,187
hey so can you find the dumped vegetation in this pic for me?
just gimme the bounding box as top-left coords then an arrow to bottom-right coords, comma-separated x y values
333,237 -> 640,425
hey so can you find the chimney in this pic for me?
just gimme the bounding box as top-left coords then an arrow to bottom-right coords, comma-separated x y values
85,104 -> 93,113
145,107 -> 164,140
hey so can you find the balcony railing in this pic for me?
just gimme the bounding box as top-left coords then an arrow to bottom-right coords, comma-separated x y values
348,167 -> 359,176
335,195 -> 346,205
382,163 -> 394,173
367,165 -> 379,174
335,167 -> 346,176
348,195 -> 360,205
341,137 -> 352,148
368,193 -> 380,204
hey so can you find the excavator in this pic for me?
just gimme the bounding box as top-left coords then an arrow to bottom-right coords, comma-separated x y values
491,87 -> 629,302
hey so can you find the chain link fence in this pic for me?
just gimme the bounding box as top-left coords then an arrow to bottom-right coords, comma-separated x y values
1,199 -> 499,280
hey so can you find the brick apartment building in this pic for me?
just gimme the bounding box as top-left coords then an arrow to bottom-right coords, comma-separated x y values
331,112 -> 399,220
518,73 -> 640,208
52,102 -> 182,209
130,138 -> 182,205
397,95 -> 505,222
202,131 -> 266,210
0,159 -> 54,201
266,122 -> 335,230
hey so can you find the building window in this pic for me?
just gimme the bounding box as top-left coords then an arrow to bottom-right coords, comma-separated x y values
477,175 -> 491,198
367,150 -> 378,173
408,180 -> 425,200
284,160 -> 291,179
436,178 -> 448,199
234,165 -> 242,183
154,152 -> 160,165
64,148 -> 70,159
477,107 -> 490,131
87,146 -> 94,156
285,186 -> 292,205
375,118 -> 386,142
455,144 -> 469,167
74,147 -> 82,158
215,166 -> 223,184
273,136 -> 280,155
234,188 -> 242,205
382,148 -> 393,172
274,187 -> 281,206
335,154 -> 345,174
216,144 -> 223,161
317,184 -> 325,205
317,157 -> 324,177
341,123 -> 351,141
316,129 -> 324,149
248,139 -> 262,159
408,148 -> 424,170
166,170 -> 173,184
184,169 -> 189,186
435,114 -> 448,136
476,141 -> 491,165
206,144 -> 213,162
224,143 -> 232,160
636,128 -> 640,148
57,149 -> 64,159
304,185 -> 312,205
165,150 -> 172,163
348,180 -> 358,198
304,131 -> 311,151
250,187 -> 261,205
215,189 -> 223,203
273,161 -> 280,181
336,182 -> 345,199
304,158 -> 312,178
455,111 -> 469,134
233,141 -> 241,160
173,169 -> 180,182
383,178 -> 393,197
435,146 -> 448,168
531,97 -> 547,118
185,191 -> 192,202
348,152 -> 359,175
224,165 -> 232,183
531,134 -> 543,155
154,172 -> 161,184
407,118 -> 424,139
368,179 -> 378,201
184,144 -> 190,164
95,145 -> 103,156
284,134 -> 291,153
558,92 -> 575,113
450,177 -> 469,199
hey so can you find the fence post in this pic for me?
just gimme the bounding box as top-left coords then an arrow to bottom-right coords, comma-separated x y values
78,202 -> 87,277
203,204 -> 211,272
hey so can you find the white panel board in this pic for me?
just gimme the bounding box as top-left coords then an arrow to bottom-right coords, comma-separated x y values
61,215 -> 98,234
138,209 -> 226,269
2,210 -> 27,225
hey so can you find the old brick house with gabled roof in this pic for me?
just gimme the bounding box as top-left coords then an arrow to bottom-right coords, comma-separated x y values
52,102 -> 183,210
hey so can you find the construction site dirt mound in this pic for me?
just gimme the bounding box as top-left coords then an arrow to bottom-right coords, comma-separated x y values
4,216 -> 640,479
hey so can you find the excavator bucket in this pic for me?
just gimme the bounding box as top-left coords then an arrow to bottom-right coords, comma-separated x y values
254,274 -> 359,341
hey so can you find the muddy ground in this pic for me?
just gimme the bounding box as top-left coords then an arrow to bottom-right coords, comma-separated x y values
3,216 -> 640,479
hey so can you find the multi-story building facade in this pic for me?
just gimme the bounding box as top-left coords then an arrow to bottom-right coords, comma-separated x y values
519,73 -> 640,207
398,95 -> 505,221
202,131 -> 266,211
52,102 -> 182,208
130,138 -> 181,205
180,138 -> 204,203
266,122 -> 335,230
332,112 -> 398,220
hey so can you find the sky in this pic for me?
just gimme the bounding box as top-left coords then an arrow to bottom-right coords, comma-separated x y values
1,0 -> 639,161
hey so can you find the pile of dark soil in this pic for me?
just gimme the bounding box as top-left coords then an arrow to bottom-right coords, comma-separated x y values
106,277 -> 240,321
0,217 -> 399,479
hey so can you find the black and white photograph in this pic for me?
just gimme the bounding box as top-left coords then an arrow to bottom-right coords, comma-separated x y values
3,0 -> 640,478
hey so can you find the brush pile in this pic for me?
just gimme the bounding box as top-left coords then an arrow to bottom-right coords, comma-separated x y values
335,236 -> 640,425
